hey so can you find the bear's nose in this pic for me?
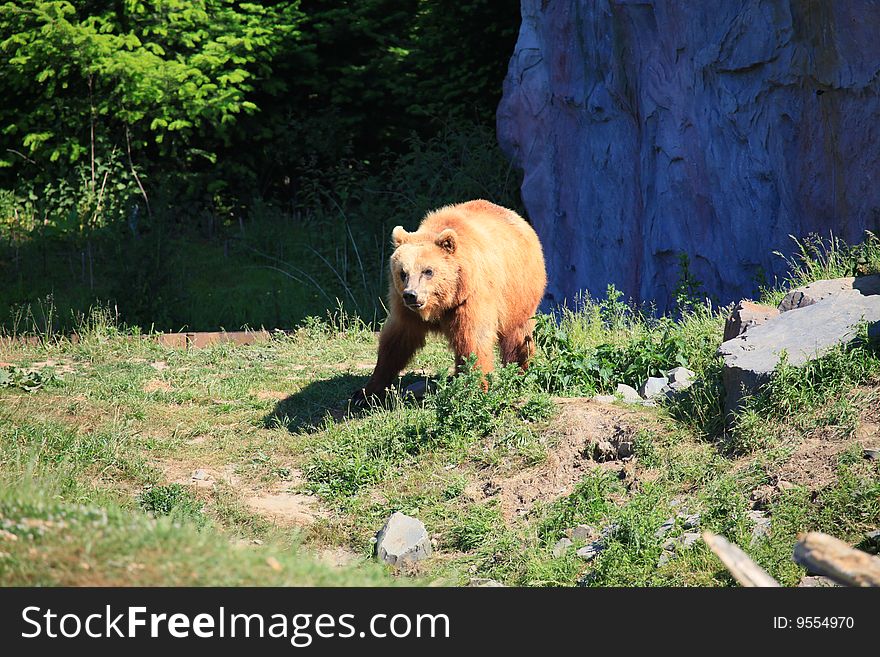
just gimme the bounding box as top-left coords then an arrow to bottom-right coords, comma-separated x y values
402,290 -> 418,306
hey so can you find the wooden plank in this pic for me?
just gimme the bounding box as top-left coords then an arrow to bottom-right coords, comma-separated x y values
155,333 -> 187,348
703,531 -> 781,587
793,532 -> 880,587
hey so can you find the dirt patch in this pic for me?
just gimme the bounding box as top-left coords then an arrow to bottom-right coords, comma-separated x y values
244,490 -> 325,526
255,390 -> 289,401
466,398 -> 646,520
143,379 -> 173,393
316,546 -> 361,567
775,436 -> 843,489
153,458 -> 325,527
768,394 -> 880,491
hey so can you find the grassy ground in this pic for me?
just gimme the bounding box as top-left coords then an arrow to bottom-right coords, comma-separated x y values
2,253 -> 878,586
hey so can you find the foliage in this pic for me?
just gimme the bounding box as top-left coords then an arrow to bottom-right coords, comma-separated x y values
760,231 -> 880,306
1,1 -> 303,168
433,357 -> 554,439
0,364 -> 55,391
528,285 -> 713,395
138,483 -> 205,525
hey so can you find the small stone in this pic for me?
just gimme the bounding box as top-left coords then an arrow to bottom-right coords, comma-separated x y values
374,512 -> 432,566
797,575 -> 839,588
864,448 -> 880,461
600,523 -> 621,539
658,552 -> 672,567
404,379 -> 434,400
679,513 -> 700,529
665,366 -> 695,386
723,300 -> 779,341
568,524 -> 599,542
592,394 -> 616,404
191,469 -> 211,481
748,510 -> 771,544
663,532 -> 701,553
552,537 -> 573,557
776,480 -> 795,491
593,440 -> 617,461
655,518 -> 675,538
468,578 -> 505,587
615,438 -> 633,459
640,376 -> 668,399
616,383 -> 642,403
576,541 -> 604,562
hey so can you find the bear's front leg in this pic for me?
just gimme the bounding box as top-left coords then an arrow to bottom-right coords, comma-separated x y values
447,309 -> 496,389
353,316 -> 427,405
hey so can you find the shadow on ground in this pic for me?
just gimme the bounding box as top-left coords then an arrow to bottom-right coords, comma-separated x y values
264,372 -> 440,433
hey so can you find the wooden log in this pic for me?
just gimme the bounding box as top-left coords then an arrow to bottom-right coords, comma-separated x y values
793,532 -> 880,587
703,531 -> 781,587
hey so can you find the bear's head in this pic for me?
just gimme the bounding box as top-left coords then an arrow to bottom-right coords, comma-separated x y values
389,225 -> 459,320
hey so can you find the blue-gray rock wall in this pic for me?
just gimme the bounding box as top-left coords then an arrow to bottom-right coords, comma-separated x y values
498,0 -> 880,310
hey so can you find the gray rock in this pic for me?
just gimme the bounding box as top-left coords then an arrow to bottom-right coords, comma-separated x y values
662,532 -> 701,554
864,448 -> 879,461
191,469 -> 211,481
655,518 -> 675,538
665,366 -> 696,386
568,524 -> 599,542
615,383 -> 642,404
658,552 -> 672,567
468,578 -> 505,587
552,537 -> 573,557
600,523 -> 621,540
797,575 -> 839,588
719,278 -> 880,416
640,376 -> 669,399
403,379 -> 434,400
592,394 -> 617,404
576,541 -> 605,562
680,513 -> 700,530
498,2 -> 880,313
724,301 -> 780,341
374,512 -> 432,566
778,276 -> 880,312
748,510 -> 771,545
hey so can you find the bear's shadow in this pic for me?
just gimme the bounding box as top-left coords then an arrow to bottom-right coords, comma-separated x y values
263,371 -> 440,433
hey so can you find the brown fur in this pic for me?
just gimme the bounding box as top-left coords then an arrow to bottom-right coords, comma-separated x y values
355,200 -> 547,401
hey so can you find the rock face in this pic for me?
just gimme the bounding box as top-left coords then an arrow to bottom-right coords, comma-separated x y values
498,1 -> 880,311
719,275 -> 880,416
374,512 -> 432,566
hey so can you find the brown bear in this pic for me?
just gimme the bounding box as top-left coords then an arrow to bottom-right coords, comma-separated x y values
353,199 -> 547,403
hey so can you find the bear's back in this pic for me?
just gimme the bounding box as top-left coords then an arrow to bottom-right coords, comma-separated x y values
417,200 -> 546,316
419,200 -> 540,254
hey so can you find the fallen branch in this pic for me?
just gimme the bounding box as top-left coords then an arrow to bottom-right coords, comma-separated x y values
703,531 -> 781,587
793,532 -> 880,587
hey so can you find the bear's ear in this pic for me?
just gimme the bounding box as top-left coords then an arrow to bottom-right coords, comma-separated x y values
391,226 -> 410,247
435,228 -> 457,254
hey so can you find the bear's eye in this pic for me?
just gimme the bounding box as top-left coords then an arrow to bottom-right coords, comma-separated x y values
422,268 -> 434,279
399,270 -> 407,282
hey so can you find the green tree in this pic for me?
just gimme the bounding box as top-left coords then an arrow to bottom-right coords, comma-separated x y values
0,1 -> 303,186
